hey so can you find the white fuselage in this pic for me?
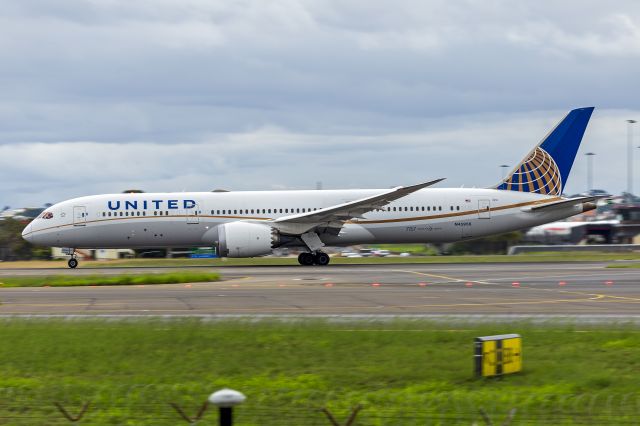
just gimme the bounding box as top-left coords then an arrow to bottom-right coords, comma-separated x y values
23,188 -> 583,250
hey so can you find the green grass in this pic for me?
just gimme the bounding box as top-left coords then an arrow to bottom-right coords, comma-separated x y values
607,262 -> 640,268
86,252 -> 640,268
0,272 -> 220,287
0,319 -> 639,425
4,252 -> 640,270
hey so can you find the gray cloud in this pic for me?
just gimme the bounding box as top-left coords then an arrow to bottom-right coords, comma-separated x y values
1,1 -> 639,207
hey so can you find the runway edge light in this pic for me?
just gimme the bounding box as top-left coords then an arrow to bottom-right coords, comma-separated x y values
474,334 -> 522,378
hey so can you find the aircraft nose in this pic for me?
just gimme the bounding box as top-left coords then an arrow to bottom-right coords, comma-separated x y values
22,223 -> 33,242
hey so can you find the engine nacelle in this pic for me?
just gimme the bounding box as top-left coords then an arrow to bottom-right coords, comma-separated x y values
215,221 -> 278,258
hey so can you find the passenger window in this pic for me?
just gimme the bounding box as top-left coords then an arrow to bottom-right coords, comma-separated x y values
457,206 -> 460,211
439,206 -> 442,211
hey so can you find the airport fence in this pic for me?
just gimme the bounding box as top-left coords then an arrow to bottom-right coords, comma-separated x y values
0,385 -> 639,425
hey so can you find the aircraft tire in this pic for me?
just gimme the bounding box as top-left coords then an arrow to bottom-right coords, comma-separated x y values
313,252 -> 330,266
68,258 -> 78,269
298,252 -> 315,266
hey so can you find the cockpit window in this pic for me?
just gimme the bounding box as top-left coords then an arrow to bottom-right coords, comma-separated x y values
41,212 -> 53,219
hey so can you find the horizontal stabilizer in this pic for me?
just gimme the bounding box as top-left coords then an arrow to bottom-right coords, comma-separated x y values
522,196 -> 597,213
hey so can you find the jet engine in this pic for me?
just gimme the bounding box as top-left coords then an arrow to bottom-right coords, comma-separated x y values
215,221 -> 279,258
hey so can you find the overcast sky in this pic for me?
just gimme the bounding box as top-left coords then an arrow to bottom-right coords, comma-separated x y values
1,0 -> 640,208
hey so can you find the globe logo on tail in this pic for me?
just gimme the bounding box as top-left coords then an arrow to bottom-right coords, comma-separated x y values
499,147 -> 562,195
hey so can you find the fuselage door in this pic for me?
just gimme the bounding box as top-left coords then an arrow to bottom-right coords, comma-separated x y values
73,206 -> 87,226
186,203 -> 200,224
478,199 -> 491,219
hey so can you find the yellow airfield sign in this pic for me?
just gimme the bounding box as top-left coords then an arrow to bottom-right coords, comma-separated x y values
474,334 -> 522,377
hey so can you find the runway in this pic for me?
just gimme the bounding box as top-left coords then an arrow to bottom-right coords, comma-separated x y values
0,263 -> 640,317
1,262 -> 640,317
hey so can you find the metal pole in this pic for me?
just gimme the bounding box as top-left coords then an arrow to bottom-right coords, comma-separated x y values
627,120 -> 636,195
585,152 -> 595,191
219,407 -> 233,426
500,165 -> 509,181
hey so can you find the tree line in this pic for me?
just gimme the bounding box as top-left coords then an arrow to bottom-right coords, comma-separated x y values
0,219 -> 50,261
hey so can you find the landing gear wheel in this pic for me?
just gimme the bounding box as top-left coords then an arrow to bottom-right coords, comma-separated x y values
68,258 -> 78,269
298,252 -> 315,266
313,252 -> 330,266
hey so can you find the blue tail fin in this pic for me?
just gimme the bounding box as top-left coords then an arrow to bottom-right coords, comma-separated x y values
495,107 -> 594,195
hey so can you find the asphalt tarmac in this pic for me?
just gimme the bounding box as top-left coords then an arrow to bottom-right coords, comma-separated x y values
1,262 -> 640,317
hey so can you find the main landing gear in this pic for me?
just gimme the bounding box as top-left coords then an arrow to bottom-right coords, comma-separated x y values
298,232 -> 330,266
297,251 -> 330,266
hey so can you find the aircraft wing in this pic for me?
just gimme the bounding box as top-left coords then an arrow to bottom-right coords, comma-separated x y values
523,196 -> 598,212
270,178 -> 445,235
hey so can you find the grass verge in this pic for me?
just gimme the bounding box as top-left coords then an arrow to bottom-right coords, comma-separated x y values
0,319 -> 638,425
0,271 -> 220,287
2,252 -> 640,269
606,262 -> 640,268
95,252 -> 640,267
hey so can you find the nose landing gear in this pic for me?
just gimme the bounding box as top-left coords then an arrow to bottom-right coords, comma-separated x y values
62,248 -> 78,269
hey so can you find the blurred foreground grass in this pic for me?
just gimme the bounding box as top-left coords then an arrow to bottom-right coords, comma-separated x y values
0,319 -> 639,424
0,271 -> 219,287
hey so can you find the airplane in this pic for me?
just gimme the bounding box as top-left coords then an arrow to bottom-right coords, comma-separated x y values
22,107 -> 597,268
